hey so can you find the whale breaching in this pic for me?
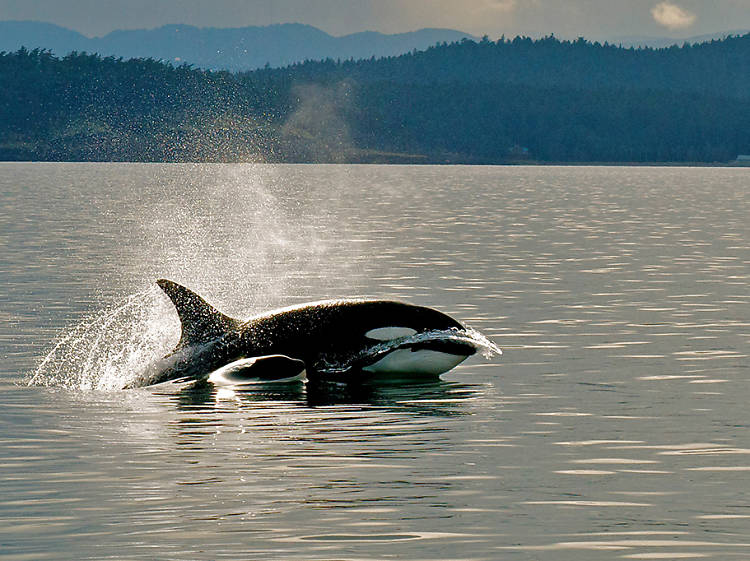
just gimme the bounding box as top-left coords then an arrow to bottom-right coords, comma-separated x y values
125,279 -> 499,388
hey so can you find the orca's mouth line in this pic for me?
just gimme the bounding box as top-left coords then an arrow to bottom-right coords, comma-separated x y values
318,328 -> 502,375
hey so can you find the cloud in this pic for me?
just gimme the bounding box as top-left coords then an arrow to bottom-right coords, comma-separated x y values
651,1 -> 697,29
484,0 -> 517,11
469,0 -> 517,14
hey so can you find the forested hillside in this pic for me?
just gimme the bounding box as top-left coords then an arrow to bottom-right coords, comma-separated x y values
250,34 -> 750,99
1,34 -> 749,163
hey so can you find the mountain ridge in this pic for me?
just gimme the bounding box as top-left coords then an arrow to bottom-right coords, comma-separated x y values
612,29 -> 750,48
0,20 -> 475,70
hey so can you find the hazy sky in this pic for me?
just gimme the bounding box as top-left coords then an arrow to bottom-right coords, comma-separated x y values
1,0 -> 748,39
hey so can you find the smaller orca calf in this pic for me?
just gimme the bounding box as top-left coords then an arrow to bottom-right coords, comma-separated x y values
126,279 -> 498,388
207,355 -> 306,386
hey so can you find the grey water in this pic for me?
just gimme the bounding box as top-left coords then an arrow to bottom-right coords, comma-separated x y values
1,163 -> 749,560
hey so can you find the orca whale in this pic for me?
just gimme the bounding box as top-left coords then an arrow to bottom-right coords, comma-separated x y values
125,279 -> 493,388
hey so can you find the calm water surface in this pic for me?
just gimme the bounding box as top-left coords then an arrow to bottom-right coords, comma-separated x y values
1,163 -> 749,560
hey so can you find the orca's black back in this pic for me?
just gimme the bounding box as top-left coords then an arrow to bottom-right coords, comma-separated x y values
237,300 -> 465,376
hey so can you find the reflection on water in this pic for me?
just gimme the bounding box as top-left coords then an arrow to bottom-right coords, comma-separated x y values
162,377 -> 483,414
2,164 -> 750,560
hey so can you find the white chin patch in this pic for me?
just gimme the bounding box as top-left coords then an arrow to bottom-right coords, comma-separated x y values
362,349 -> 469,376
365,326 -> 418,341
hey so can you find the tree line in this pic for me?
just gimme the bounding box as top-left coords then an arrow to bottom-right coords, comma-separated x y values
1,34 -> 749,163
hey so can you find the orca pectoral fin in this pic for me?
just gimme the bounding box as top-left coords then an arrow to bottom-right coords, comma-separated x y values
207,355 -> 307,386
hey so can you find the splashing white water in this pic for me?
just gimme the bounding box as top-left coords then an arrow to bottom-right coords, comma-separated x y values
28,287 -> 179,391
132,164 -> 340,317
26,165 -> 333,391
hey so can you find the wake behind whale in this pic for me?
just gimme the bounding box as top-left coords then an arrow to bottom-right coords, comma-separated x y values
126,279 -> 501,388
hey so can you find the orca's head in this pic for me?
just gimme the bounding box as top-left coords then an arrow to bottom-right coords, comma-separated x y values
352,301 -> 478,376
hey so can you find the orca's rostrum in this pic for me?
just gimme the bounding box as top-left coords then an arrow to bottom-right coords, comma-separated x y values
126,279 -> 499,388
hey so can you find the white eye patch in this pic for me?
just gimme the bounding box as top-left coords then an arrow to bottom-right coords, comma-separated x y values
365,326 -> 418,341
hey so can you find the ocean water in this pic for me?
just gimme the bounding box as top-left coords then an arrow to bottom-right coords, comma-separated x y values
1,163 -> 749,560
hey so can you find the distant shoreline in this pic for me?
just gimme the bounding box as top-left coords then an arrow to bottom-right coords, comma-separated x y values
1,159 -> 747,167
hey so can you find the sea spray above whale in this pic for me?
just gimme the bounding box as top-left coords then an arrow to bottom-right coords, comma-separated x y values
125,279 -> 501,388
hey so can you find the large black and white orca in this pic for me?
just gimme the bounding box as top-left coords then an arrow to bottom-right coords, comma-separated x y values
125,279 -> 497,388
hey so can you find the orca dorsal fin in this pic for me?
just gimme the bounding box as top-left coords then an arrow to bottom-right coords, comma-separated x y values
157,279 -> 240,348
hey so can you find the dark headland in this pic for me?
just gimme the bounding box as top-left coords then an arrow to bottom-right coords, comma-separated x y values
1,33 -> 749,164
